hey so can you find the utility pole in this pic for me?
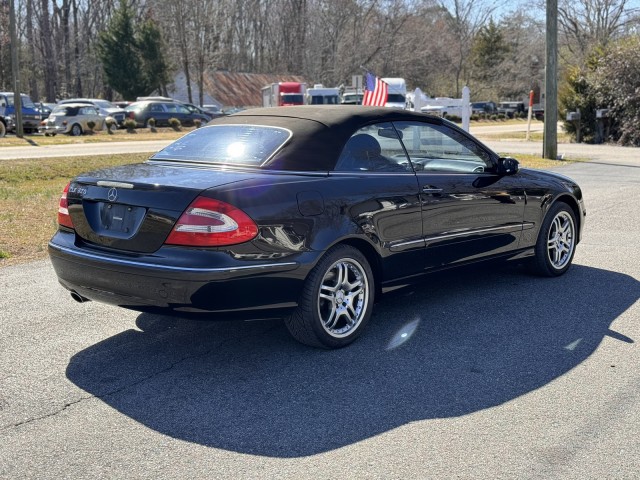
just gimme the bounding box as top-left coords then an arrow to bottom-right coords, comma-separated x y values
543,0 -> 558,159
9,0 -> 24,138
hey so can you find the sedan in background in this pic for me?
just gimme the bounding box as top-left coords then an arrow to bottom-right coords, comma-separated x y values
34,102 -> 56,120
59,98 -> 127,126
49,106 -> 586,348
124,100 -> 211,127
39,103 -> 107,136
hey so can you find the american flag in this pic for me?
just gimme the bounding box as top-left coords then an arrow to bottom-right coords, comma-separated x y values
362,73 -> 388,106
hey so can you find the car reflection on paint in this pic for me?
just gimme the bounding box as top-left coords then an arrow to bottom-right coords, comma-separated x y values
48,106 -> 586,349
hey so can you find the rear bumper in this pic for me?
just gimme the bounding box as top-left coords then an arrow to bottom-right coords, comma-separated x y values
48,233 -> 310,316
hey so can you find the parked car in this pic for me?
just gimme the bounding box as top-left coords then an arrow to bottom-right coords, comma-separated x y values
38,103 -> 109,136
181,103 -> 213,121
136,96 -> 214,121
59,98 -> 127,126
340,92 -> 363,105
124,100 -> 211,127
48,106 -> 585,349
497,101 -> 526,118
221,106 -> 247,115
202,104 -> 225,117
472,101 -> 497,115
0,92 -> 42,134
34,102 -> 56,120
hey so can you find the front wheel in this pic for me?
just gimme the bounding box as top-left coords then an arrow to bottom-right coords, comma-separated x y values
70,124 -> 82,136
285,245 -> 374,349
530,202 -> 577,276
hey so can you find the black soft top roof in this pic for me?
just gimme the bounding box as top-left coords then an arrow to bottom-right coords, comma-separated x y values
209,106 -> 443,171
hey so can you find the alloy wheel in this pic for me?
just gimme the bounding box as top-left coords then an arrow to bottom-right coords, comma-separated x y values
317,258 -> 369,338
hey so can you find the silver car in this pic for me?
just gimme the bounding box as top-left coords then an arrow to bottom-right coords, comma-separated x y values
39,103 -> 107,136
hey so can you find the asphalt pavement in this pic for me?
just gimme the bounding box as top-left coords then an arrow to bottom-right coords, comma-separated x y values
0,139 -> 638,478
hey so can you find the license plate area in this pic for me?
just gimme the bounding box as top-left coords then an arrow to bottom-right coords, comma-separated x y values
85,201 -> 147,239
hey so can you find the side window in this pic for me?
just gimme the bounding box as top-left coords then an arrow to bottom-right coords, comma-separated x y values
176,105 -> 190,114
150,104 -> 164,113
393,121 -> 492,173
335,122 -> 409,172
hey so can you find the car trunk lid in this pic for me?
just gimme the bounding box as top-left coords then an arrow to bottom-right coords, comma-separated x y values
66,163 -> 253,253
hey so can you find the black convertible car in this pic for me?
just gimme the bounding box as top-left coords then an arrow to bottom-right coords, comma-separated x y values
49,106 -> 585,348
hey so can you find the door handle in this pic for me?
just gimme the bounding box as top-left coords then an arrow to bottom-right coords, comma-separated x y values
422,186 -> 443,193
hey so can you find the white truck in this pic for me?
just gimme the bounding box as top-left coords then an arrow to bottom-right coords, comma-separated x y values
381,77 -> 407,109
421,97 -> 471,118
305,84 -> 340,105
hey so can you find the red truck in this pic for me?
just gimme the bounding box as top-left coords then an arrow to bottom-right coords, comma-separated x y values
262,82 -> 307,107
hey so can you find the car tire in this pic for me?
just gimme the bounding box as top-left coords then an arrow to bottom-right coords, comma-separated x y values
530,201 -> 577,277
70,124 -> 82,136
285,245 -> 374,349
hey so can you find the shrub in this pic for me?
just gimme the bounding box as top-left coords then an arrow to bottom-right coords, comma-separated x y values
105,117 -> 118,134
86,120 -> 96,132
124,119 -> 137,133
147,117 -> 157,132
169,117 -> 181,131
444,114 -> 461,123
194,119 -> 202,129
490,114 -> 498,121
497,113 -> 506,120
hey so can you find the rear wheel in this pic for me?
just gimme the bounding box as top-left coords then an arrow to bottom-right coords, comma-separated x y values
530,202 -> 577,276
285,245 -> 374,349
70,123 -> 82,136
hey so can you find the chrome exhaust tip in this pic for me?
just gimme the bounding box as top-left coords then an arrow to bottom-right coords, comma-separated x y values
70,291 -> 90,303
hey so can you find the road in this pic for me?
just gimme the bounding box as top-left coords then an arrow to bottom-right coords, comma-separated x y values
1,141 -> 639,478
0,121 -> 543,160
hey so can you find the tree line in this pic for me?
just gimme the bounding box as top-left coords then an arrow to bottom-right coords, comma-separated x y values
0,0 -> 638,143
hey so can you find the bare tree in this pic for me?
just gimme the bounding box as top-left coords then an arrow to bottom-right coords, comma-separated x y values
558,0 -> 639,63
439,0 -> 505,96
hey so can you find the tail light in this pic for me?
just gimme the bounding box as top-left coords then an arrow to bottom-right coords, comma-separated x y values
165,197 -> 258,247
57,182 -> 74,229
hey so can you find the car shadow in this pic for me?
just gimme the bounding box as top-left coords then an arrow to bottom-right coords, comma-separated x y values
66,264 -> 638,457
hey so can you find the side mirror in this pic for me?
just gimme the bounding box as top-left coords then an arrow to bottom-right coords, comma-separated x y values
497,157 -> 519,176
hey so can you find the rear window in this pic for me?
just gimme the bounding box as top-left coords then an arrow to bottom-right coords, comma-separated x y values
150,124 -> 291,166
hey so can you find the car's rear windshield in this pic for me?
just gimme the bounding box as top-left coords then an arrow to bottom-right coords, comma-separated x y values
151,125 -> 291,166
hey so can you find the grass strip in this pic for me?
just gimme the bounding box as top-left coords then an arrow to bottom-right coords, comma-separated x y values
0,153 -> 149,265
